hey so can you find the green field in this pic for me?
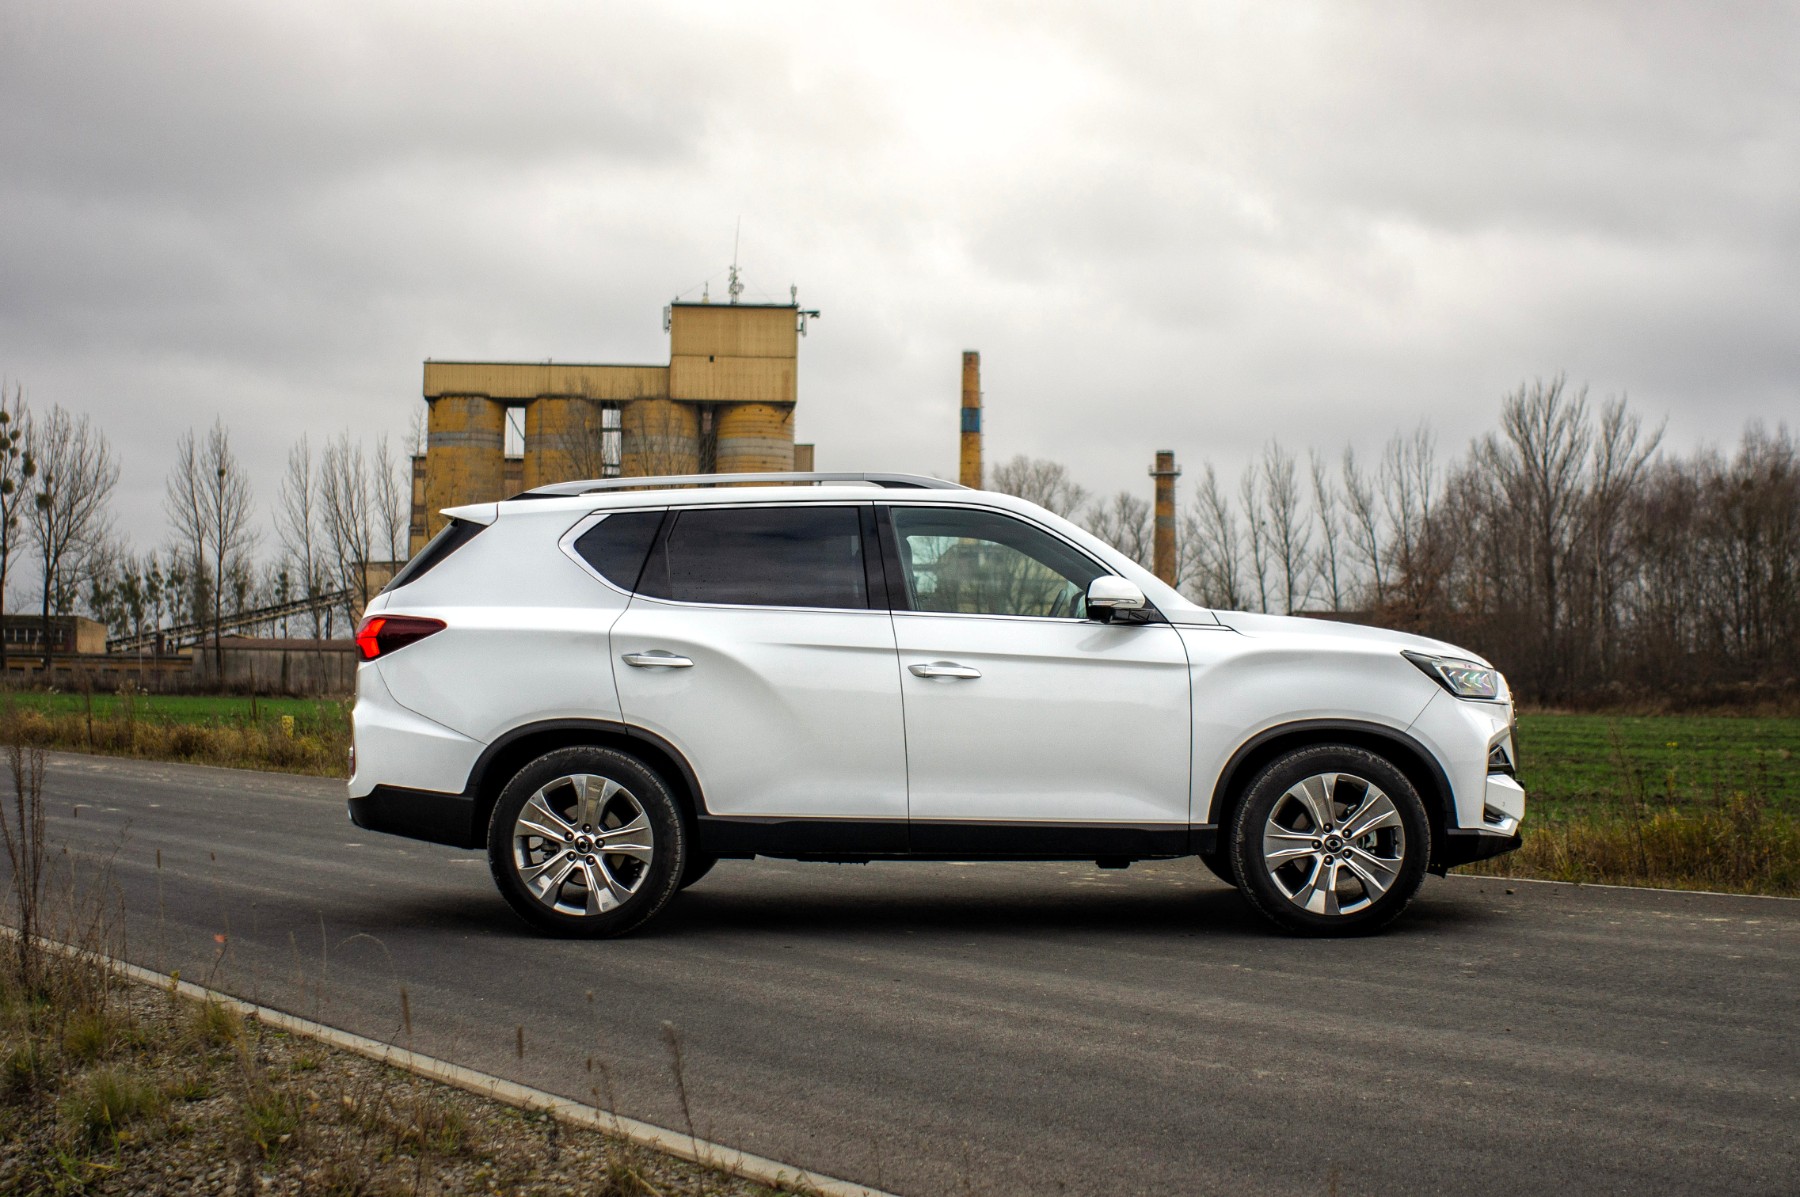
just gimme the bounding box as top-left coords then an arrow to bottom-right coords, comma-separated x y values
0,691 -> 347,730
1515,712 -> 1799,816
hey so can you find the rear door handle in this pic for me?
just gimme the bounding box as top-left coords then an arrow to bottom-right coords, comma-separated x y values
908,661 -> 982,680
622,651 -> 694,669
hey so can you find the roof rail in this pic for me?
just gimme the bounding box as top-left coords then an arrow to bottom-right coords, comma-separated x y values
514,471 -> 967,499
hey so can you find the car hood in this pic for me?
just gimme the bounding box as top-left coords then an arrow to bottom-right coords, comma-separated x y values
1208,609 -> 1492,665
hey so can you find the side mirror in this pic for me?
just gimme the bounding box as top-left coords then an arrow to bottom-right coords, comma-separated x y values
1086,575 -> 1146,620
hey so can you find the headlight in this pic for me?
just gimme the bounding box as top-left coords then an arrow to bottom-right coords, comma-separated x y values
1402,650 -> 1501,700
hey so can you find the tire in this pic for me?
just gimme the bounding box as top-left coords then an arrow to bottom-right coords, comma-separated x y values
487,746 -> 686,938
1228,744 -> 1430,936
678,853 -> 719,890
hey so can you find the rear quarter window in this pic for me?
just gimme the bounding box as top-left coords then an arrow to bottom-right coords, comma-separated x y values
572,510 -> 666,591
381,518 -> 486,594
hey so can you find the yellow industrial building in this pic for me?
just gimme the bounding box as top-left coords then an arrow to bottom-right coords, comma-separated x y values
410,299 -> 816,553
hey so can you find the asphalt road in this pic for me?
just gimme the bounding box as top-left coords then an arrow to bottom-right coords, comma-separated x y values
19,751 -> 1800,1196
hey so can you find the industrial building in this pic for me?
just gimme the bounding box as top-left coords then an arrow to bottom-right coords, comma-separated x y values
410,297 -> 818,553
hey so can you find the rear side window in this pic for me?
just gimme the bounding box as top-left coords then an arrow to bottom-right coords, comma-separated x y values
381,518 -> 485,594
638,506 -> 868,609
573,510 -> 665,591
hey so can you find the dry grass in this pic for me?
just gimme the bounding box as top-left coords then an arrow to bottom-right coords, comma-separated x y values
0,695 -> 349,777
1466,793 -> 1800,895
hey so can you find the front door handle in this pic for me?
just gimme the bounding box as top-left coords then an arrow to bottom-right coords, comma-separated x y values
622,651 -> 694,669
908,661 -> 982,680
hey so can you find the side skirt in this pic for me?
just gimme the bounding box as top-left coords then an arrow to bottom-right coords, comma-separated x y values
696,816 -> 1215,861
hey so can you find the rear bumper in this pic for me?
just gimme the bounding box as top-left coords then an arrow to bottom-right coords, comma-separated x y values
348,785 -> 481,849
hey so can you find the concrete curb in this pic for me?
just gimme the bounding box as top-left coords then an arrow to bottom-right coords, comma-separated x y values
23,933 -> 898,1197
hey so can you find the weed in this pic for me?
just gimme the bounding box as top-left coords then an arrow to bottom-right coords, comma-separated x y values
4,1037 -> 52,1097
191,998 -> 244,1050
61,1002 -> 136,1063
60,1067 -> 165,1149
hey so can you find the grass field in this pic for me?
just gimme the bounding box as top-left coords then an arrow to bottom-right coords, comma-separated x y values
1514,712 -> 1799,816
0,691 -> 345,729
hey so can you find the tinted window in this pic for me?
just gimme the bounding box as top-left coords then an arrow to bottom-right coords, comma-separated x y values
381,518 -> 485,594
890,506 -> 1102,618
639,506 -> 869,608
574,510 -> 665,591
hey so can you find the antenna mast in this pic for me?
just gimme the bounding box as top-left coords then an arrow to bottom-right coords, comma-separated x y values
727,217 -> 744,305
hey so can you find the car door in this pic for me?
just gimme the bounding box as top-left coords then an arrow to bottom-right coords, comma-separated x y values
883,504 -> 1193,855
607,502 -> 908,848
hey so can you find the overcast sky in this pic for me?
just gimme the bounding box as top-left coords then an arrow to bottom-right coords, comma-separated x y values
2,0 -> 1796,555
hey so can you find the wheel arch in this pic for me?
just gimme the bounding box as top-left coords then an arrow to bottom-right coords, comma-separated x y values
1207,719 -> 1454,872
466,719 -> 706,845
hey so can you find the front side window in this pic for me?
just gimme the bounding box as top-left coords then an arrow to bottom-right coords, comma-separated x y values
638,506 -> 868,609
889,506 -> 1103,618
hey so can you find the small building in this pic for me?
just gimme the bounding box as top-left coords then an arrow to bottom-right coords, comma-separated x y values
1,614 -> 109,655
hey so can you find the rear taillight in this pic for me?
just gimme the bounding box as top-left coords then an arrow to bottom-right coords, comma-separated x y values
355,615 -> 446,661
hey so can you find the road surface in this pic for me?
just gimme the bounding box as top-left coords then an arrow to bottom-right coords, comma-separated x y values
21,752 -> 1800,1195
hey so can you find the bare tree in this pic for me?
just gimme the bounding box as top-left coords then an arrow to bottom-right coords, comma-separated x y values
1180,463 -> 1246,609
165,419 -> 257,676
1262,441 -> 1310,613
373,434 -> 408,565
1379,424 -> 1447,621
989,455 -> 1090,519
1081,490 -> 1153,567
1239,469 -> 1271,613
1476,378 -> 1591,694
276,436 -> 328,638
320,431 -> 374,627
0,386 -> 35,670
28,406 -> 117,670
1341,447 -> 1385,603
1310,450 -> 1346,611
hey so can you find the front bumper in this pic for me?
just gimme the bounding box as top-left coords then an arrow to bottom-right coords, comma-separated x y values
1438,828 -> 1523,868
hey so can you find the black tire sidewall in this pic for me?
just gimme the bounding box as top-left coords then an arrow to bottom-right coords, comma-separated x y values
1229,744 -> 1430,936
487,746 -> 686,938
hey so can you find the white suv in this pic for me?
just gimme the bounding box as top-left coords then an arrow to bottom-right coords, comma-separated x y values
349,472 -> 1523,937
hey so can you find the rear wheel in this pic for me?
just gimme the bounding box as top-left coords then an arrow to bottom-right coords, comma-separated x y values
487,746 -> 685,937
1229,744 -> 1429,936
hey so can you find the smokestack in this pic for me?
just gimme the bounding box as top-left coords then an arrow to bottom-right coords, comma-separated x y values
959,351 -> 982,488
1151,450 -> 1181,586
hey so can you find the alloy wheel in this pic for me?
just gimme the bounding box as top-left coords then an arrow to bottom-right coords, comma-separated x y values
510,773 -> 655,917
1260,771 -> 1406,916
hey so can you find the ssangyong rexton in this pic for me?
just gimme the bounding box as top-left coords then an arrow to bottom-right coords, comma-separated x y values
349,472 -> 1523,937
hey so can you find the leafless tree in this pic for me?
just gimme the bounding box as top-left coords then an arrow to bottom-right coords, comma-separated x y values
1310,450 -> 1346,611
989,455 -> 1090,519
1262,441 -> 1310,614
1379,424 -> 1447,622
1180,463 -> 1246,609
28,406 -> 117,670
320,432 -> 375,627
0,385 -> 35,670
276,436 -> 330,638
1239,469 -> 1271,613
373,434 -> 408,565
1341,447 -> 1385,603
1475,379 -> 1591,693
1081,490 -> 1153,567
164,418 -> 257,676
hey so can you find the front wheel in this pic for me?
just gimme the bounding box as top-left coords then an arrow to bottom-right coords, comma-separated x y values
487,746 -> 686,937
1228,744 -> 1430,936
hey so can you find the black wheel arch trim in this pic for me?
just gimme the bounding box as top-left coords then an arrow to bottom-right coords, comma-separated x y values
1209,718 -> 1458,872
